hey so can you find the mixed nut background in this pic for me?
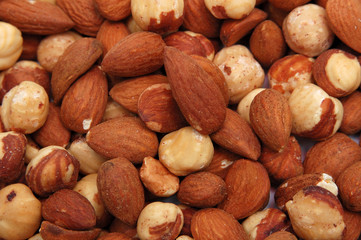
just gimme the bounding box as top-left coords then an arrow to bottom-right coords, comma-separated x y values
0,0 -> 361,239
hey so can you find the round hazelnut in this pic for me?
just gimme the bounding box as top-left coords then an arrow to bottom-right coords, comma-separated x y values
131,0 -> 184,35
158,126 -> 214,176
1,81 -> 49,134
176,236 -> 194,240
25,145 -> 80,197
0,21 -> 23,71
236,88 -> 265,124
204,0 -> 256,19
213,45 -> 265,104
102,98 -> 134,122
37,31 -> 82,72
24,136 -> 40,164
282,4 -> 334,57
137,202 -> 184,240
0,183 -> 41,240
125,16 -> 144,33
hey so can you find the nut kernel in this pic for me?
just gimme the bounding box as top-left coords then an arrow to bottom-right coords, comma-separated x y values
0,21 -> 23,70
204,0 -> 256,19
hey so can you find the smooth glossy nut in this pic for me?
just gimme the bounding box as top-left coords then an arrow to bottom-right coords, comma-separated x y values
137,202 -> 184,240
0,21 -> 23,70
282,4 -> 334,57
1,81 -> 49,134
204,0 -> 256,19
236,88 -> 265,124
176,236 -> 194,240
159,126 -> 214,176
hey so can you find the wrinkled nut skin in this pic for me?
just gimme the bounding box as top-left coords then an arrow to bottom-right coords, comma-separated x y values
131,0 -> 184,35
285,186 -> 345,240
39,221 -> 101,240
191,208 -> 249,240
268,54 -> 315,98
97,232 -> 132,240
268,0 -> 311,11
177,172 -> 227,208
303,132 -> 361,181
342,209 -> 361,240
218,159 -> 270,220
158,126 -> 214,176
242,208 -> 291,240
340,91 -> 361,135
282,4 -> 334,57
0,183 -> 41,240
37,31 -> 82,72
264,231 -> 298,240
337,161 -> 361,212
25,146 -> 80,197
94,0 -> 131,21
42,189 -> 96,231
97,157 -> 145,226
1,81 -> 49,134
140,156 -> 179,197
204,0 -> 256,19
0,131 -> 27,183
137,202 -> 184,240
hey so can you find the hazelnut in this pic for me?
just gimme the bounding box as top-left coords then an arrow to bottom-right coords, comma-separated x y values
236,88 -> 265,124
37,31 -> 82,72
125,16 -> 143,33
131,0 -> 184,35
0,183 -> 41,240
177,204 -> 197,236
102,97 -> 134,122
285,186 -> 345,240
213,45 -> 265,104
176,236 -> 194,240
25,145 -> 80,197
158,126 -> 214,176
137,202 -> 184,240
0,21 -> 23,71
28,233 -> 43,240
24,136 -> 40,164
1,81 -> 50,134
282,4 -> 334,57
288,83 -> 343,140
204,0 -> 256,19
264,231 -> 298,240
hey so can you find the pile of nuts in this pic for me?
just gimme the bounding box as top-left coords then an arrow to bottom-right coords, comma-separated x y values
0,0 -> 361,239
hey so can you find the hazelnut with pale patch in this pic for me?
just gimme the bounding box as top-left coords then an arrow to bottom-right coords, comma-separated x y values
204,0 -> 256,19
0,21 -> 23,71
236,88 -> 265,124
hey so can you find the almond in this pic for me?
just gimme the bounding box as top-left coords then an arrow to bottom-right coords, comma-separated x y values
0,0 -> 74,35
60,66 -> 108,133
42,189 -> 96,230
250,89 -> 292,152
40,221 -> 101,240
101,32 -> 166,77
343,209 -> 361,240
51,38 -> 103,104
340,91 -> 361,134
164,46 -> 226,135
86,117 -> 159,164
97,157 -> 145,226
94,0 -> 131,21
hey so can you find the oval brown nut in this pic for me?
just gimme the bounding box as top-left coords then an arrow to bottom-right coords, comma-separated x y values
86,117 -> 158,164
97,232 -> 131,240
340,91 -> 361,135
178,205 -> 197,237
218,159 -> 270,220
268,0 -> 311,11
264,231 -> 298,240
97,157 -> 144,226
102,32 -> 165,77
343,209 -> 361,240
40,221 -> 101,240
42,189 -> 96,231
94,0 -> 131,21
191,208 -> 248,240
177,172 -> 226,208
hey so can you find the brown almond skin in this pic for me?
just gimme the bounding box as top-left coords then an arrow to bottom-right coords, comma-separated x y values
0,0 -> 74,35
101,32 -> 166,77
94,0 -> 131,21
97,157 -> 145,226
109,74 -> 168,114
32,103 -> 71,148
250,20 -> 287,68
60,66 -> 108,133
250,89 -> 292,152
177,172 -> 227,208
340,91 -> 361,135
263,2 -> 289,28
164,46 -> 226,135
191,208 -> 249,240
42,189 -> 96,230
86,117 -> 158,164
343,209 -> 361,240
218,159 -> 270,220
97,233 -> 131,240
40,221 -> 101,240
20,34 -> 42,60
178,205 -> 197,236
211,108 -> 261,161
264,231 -> 298,240
304,132 -> 361,181
268,0 -> 311,11
51,38 -> 103,104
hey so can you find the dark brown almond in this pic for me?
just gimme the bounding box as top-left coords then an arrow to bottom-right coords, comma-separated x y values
40,221 -> 101,240
337,161 -> 361,211
340,91 -> 361,135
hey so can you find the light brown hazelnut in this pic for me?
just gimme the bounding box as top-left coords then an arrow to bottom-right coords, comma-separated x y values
0,183 -> 41,240
204,0 -> 256,19
25,145 -> 80,197
213,45 -> 265,104
158,126 -> 214,176
176,236 -> 194,240
37,31 -> 82,72
1,81 -> 50,134
288,83 -> 343,140
236,88 -> 265,124
28,233 -> 44,240
102,98 -> 134,122
282,4 -> 334,57
125,16 -> 144,33
24,136 -> 40,164
137,202 -> 184,240
68,137 -> 107,175
264,231 -> 298,240
285,186 -> 345,240
0,21 -> 23,71
131,0 -> 184,35
313,49 -> 361,97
